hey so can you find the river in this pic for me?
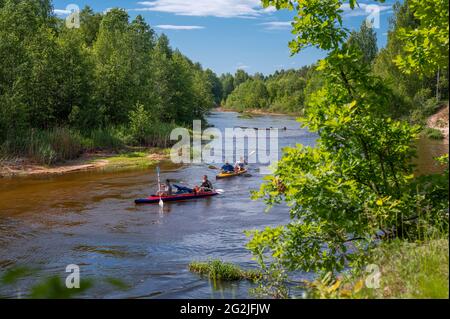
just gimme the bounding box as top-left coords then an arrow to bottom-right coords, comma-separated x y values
0,112 -> 447,298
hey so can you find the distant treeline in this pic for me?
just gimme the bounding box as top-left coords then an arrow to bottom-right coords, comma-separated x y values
220,0 -> 449,119
0,0 -> 222,163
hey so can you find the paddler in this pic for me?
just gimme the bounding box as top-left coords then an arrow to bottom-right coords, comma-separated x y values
158,179 -> 173,196
200,175 -> 213,192
234,157 -> 247,172
221,161 -> 234,173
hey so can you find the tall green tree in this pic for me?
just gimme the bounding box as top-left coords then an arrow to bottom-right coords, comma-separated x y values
247,0 -> 446,286
220,73 -> 235,102
348,21 -> 378,65
79,6 -> 102,47
394,0 -> 449,75
92,9 -> 137,125
225,80 -> 269,111
205,69 -> 223,106
234,69 -> 250,88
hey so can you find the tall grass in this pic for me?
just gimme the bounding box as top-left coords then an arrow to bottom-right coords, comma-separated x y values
0,121 -> 179,165
422,127 -> 445,140
354,239 -> 449,299
1,128 -> 83,165
129,121 -> 179,148
85,128 -> 124,151
189,260 -> 261,282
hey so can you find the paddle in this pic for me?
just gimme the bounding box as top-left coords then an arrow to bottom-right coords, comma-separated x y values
156,166 -> 164,208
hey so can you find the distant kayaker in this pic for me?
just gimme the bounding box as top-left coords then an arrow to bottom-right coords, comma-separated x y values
158,179 -> 173,196
200,175 -> 213,192
234,157 -> 247,172
221,161 -> 234,173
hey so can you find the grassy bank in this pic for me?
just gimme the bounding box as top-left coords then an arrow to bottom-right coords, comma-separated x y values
0,125 -> 176,166
306,238 -> 449,299
0,148 -> 170,178
189,260 -> 261,282
0,125 -> 175,177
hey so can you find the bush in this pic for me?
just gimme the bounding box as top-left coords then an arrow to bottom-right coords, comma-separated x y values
409,90 -> 440,124
189,260 -> 261,282
422,127 -> 444,140
308,239 -> 449,299
86,128 -> 125,151
128,104 -> 177,148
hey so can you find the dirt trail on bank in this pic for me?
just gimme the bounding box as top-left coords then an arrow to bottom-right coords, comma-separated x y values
0,151 -> 169,178
427,104 -> 449,141
0,154 -> 109,178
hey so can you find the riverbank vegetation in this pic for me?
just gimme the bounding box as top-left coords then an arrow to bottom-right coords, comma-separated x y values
0,1 -> 220,165
189,260 -> 262,282
305,238 -> 448,299
245,0 -> 449,299
220,0 -> 448,127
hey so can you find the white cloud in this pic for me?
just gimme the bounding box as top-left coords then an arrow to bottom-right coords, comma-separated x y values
53,9 -> 71,16
260,21 -> 292,30
236,62 -> 250,70
156,25 -> 205,30
130,0 -> 275,18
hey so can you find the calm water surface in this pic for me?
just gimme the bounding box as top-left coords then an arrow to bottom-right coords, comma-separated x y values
0,112 -> 447,298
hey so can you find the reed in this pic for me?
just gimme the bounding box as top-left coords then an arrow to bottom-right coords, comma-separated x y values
189,260 -> 261,282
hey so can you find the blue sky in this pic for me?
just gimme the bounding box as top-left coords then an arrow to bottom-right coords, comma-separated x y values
53,0 -> 397,75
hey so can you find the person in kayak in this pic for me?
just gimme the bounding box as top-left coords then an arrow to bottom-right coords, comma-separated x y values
173,184 -> 193,194
200,175 -> 213,192
165,179 -> 173,195
234,157 -> 247,172
221,161 -> 234,173
158,179 -> 173,196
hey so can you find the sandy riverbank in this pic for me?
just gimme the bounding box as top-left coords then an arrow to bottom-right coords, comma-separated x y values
214,107 -> 295,117
427,104 -> 449,142
0,149 -> 169,178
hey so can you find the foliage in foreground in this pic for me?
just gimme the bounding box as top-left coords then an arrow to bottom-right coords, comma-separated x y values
306,238 -> 449,299
0,267 -> 130,299
245,0 -> 449,298
189,260 -> 261,282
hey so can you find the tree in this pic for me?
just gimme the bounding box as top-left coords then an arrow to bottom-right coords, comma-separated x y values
348,21 -> 378,65
373,0 -> 447,119
92,9 -> 137,125
225,80 -> 269,111
205,69 -> 223,106
220,73 -> 235,102
79,6 -> 102,47
247,0 -> 446,284
55,27 -> 94,127
234,69 -> 250,88
394,0 -> 449,75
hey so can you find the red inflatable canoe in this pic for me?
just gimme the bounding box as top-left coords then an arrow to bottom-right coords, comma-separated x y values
135,191 -> 219,204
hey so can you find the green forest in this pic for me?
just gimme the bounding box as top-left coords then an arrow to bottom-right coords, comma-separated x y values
0,0 -> 221,164
1,0 -> 447,166
221,0 -> 448,125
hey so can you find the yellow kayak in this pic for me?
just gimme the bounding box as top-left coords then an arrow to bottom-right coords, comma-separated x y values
216,169 -> 248,179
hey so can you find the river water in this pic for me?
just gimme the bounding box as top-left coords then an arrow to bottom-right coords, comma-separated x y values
0,112 -> 447,298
